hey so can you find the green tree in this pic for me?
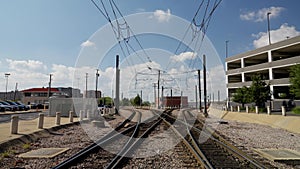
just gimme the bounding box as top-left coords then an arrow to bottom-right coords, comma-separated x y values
98,97 -> 113,106
131,94 -> 142,106
290,64 -> 300,98
142,101 -> 151,106
249,74 -> 271,107
232,86 -> 251,108
120,98 -> 131,106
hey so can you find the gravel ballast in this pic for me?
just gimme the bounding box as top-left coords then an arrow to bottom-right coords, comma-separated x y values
0,110 -> 299,168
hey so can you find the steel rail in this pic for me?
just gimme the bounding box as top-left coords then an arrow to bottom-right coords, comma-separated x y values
182,110 -> 214,169
151,110 -> 208,168
52,111 -> 137,169
105,111 -> 142,168
186,110 -> 267,169
106,111 -> 163,168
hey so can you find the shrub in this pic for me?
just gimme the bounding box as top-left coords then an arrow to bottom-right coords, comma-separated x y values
292,106 -> 300,114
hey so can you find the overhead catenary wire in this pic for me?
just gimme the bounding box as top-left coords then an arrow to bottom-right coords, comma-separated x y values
166,0 -> 222,71
90,0 -> 222,99
90,0 -> 151,74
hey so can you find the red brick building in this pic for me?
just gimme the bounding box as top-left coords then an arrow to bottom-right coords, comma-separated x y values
21,87 -> 60,105
161,96 -> 188,108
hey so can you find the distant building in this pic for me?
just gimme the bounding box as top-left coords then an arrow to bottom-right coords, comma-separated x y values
20,87 -> 82,105
21,87 -> 60,105
0,91 -> 22,101
57,87 -> 81,98
84,90 -> 102,98
161,96 -> 188,108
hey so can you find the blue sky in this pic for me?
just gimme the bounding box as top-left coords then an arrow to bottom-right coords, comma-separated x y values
0,0 -> 299,100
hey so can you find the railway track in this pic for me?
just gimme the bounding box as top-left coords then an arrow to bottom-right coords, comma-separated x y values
53,108 -> 274,168
53,109 -> 163,169
161,109 -> 274,168
52,110 -> 137,169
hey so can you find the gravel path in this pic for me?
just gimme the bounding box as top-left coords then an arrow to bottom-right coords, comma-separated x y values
206,115 -> 300,169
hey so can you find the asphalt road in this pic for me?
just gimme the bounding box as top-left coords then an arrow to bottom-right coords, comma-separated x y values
0,111 -> 44,123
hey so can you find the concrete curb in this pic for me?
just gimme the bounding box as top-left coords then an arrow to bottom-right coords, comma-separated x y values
0,110 -> 43,116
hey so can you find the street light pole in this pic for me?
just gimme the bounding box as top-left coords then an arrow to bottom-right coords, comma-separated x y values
225,40 -> 229,58
95,69 -> 100,99
225,40 -> 230,108
267,12 -> 271,45
4,73 -> 10,100
85,73 -> 88,98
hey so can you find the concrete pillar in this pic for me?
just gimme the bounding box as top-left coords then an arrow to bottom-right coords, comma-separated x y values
242,73 -> 245,82
79,110 -> 84,121
87,109 -> 91,120
270,85 -> 274,99
55,112 -> 61,125
246,106 -> 249,113
230,106 -> 233,112
37,113 -> 44,129
69,111 -> 74,123
281,106 -> 286,116
11,115 -> 19,134
237,105 -> 240,112
255,106 -> 259,114
267,106 -> 271,115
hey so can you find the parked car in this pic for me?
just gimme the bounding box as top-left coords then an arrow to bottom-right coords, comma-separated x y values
0,103 -> 7,112
6,100 -> 24,111
30,103 -> 44,109
15,101 -> 30,111
0,101 -> 16,111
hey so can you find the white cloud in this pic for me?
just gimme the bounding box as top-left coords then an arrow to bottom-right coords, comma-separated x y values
6,59 -> 47,73
80,40 -> 95,47
252,23 -> 300,48
240,6 -> 284,22
170,52 -> 197,62
152,9 -> 171,22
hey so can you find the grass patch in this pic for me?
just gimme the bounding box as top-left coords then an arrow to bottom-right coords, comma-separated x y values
22,143 -> 31,149
0,150 -> 14,158
292,107 -> 300,114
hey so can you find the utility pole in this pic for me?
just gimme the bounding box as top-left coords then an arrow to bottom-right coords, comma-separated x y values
140,90 -> 143,107
161,86 -> 164,109
95,69 -> 100,99
14,83 -> 18,101
115,55 -> 120,114
47,74 -> 52,98
153,83 -> 156,108
85,73 -> 88,98
180,91 -> 183,109
197,69 -> 201,112
218,90 -> 220,103
4,73 -> 10,100
157,70 -> 160,109
203,55 -> 208,117
170,88 -> 173,108
195,85 -> 198,109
